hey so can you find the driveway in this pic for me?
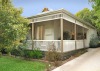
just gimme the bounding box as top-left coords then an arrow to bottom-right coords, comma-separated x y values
52,48 -> 100,71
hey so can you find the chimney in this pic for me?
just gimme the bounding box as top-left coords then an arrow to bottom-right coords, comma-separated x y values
42,8 -> 49,12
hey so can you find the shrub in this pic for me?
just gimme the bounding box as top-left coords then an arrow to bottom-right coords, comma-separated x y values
0,47 -> 13,56
23,48 -> 43,59
45,42 -> 62,67
11,48 -> 23,56
23,50 -> 34,59
46,50 -> 61,62
0,52 -> 2,57
89,35 -> 99,48
1,48 -> 8,54
33,48 -> 43,59
97,37 -> 100,47
11,41 -> 28,57
97,41 -> 100,47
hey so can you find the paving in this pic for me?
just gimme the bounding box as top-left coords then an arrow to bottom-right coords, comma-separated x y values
52,48 -> 100,71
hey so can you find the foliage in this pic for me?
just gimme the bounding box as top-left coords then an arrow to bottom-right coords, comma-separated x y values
0,0 -> 29,53
75,8 -> 93,25
23,48 -> 43,59
89,35 -> 99,48
0,41 -> 28,56
11,48 -> 23,56
89,0 -> 100,7
33,48 -> 43,59
23,50 -> 34,59
97,37 -> 100,47
46,42 -> 62,67
1,47 -> 8,54
46,50 -> 61,62
0,56 -> 46,71
90,0 -> 100,34
0,0 -> 11,7
98,42 -> 100,47
0,52 -> 2,57
76,0 -> 100,36
89,0 -> 100,35
0,47 -> 12,56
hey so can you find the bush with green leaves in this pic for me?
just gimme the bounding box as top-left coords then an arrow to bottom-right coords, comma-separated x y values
11,40 -> 29,56
46,49 -> 61,62
0,52 -> 2,57
1,47 -> 8,54
0,0 -> 29,54
11,48 -> 23,56
98,37 -> 100,47
23,48 -> 43,59
89,35 -> 99,48
33,48 -> 43,59
46,43 -> 61,61
45,42 -> 62,67
97,40 -> 100,47
0,49 -> 1,57
23,50 -> 34,59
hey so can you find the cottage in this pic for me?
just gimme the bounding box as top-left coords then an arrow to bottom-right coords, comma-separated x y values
27,8 -> 97,52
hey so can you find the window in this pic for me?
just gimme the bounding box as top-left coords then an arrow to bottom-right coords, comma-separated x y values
84,33 -> 87,39
36,26 -> 44,40
77,33 -> 83,39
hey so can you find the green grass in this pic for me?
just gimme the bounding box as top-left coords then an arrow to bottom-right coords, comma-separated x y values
0,56 -> 46,71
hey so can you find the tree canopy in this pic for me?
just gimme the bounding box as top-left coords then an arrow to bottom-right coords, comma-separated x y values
76,0 -> 100,33
89,0 -> 100,36
90,0 -> 100,30
0,0 -> 29,51
75,8 -> 92,25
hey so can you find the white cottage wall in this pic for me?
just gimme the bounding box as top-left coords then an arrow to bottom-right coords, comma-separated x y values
86,27 -> 97,47
28,9 -> 97,52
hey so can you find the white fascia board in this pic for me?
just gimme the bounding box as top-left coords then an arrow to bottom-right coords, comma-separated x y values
27,9 -> 96,30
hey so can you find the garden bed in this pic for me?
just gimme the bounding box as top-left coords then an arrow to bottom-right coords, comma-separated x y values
0,48 -> 87,71
44,48 -> 88,71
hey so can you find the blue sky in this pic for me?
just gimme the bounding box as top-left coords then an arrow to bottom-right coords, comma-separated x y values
13,0 -> 92,17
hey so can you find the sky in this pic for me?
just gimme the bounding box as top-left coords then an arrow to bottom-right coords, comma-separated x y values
12,0 -> 92,17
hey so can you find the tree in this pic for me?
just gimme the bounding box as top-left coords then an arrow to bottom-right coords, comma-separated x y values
0,0 -> 10,7
89,0 -> 100,7
89,0 -> 100,36
0,0 -> 29,54
75,8 -> 93,25
75,0 -> 100,37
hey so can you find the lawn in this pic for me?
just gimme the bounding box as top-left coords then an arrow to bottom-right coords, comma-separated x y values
0,56 -> 47,71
